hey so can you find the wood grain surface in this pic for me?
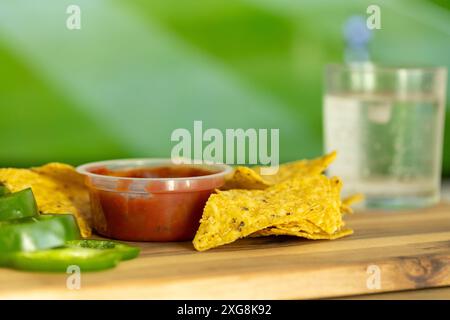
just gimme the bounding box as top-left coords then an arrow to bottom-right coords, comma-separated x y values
341,286 -> 450,300
1,203 -> 450,299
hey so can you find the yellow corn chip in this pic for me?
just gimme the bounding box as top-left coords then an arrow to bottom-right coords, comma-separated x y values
340,193 -> 365,214
342,193 -> 365,207
255,227 -> 353,240
0,163 -> 91,237
193,174 -> 345,251
253,219 -> 324,236
221,166 -> 270,190
221,152 -> 336,190
255,151 -> 337,184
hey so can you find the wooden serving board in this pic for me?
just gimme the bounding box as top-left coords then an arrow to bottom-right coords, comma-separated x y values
1,203 -> 450,299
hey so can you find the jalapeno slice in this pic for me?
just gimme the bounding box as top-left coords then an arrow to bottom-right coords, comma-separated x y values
3,240 -> 140,272
0,188 -> 38,221
66,239 -> 140,260
0,215 -> 80,253
7,247 -> 121,272
0,188 -> 139,273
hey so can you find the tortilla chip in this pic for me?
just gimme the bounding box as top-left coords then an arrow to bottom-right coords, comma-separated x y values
254,227 -> 353,240
221,166 -> 270,190
193,174 -> 345,251
268,175 -> 344,234
342,193 -> 364,207
253,219 -> 324,236
221,152 -> 336,190
0,163 -> 91,237
256,202 -> 350,237
256,151 -> 336,183
340,193 -> 365,214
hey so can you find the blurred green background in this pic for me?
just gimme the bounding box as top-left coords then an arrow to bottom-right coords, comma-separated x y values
0,0 -> 449,174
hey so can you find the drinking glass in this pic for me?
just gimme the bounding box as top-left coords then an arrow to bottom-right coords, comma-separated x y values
323,64 -> 447,208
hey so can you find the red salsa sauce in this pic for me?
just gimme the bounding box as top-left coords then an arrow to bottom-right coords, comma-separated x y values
87,165 -> 222,242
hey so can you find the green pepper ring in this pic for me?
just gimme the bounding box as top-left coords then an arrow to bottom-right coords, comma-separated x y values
0,215 -> 80,253
6,247 -> 122,272
66,239 -> 140,261
0,188 -> 39,221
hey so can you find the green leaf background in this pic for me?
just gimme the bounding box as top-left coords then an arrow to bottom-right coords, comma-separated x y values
0,0 -> 449,174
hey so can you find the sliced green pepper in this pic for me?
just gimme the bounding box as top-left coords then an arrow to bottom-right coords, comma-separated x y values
6,247 -> 121,272
3,240 -> 139,272
66,239 -> 140,260
0,215 -> 80,253
0,184 -> 10,196
0,188 -> 38,221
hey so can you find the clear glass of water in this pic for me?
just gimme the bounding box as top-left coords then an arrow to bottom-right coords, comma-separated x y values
323,64 -> 447,209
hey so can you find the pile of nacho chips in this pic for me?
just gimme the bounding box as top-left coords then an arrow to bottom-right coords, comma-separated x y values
193,152 -> 359,251
0,153 -> 359,249
0,163 -> 91,237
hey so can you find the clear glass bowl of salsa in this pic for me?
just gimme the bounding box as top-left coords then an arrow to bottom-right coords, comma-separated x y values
76,159 -> 232,242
